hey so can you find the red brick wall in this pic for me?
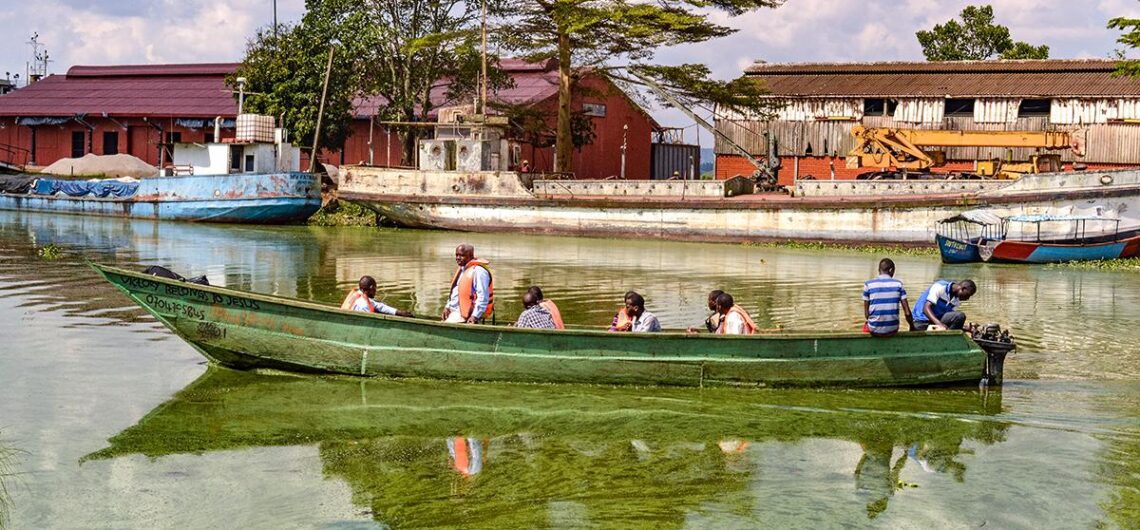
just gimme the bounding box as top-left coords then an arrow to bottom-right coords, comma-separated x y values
0,117 -> 233,168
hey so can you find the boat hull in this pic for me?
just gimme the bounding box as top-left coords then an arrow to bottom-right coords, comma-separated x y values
0,172 -> 321,223
94,264 -> 988,388
339,167 -> 1140,244
936,234 -> 983,263
986,236 -> 1140,263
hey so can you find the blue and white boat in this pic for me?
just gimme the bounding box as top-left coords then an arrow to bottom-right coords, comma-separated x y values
0,115 -> 321,223
936,209 -> 1140,264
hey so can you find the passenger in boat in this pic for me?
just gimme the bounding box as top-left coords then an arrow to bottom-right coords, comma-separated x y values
527,286 -> 565,329
611,292 -> 661,332
341,276 -> 413,317
715,293 -> 757,335
862,259 -> 915,336
611,291 -> 638,328
442,244 -> 494,324
911,279 -> 976,331
515,292 -> 557,329
686,290 -> 726,334
703,290 -> 725,332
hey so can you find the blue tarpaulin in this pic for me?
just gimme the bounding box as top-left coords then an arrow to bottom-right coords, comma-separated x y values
30,178 -> 139,198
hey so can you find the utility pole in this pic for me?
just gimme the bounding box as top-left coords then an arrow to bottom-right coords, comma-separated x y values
310,46 -> 335,173
620,124 -> 628,180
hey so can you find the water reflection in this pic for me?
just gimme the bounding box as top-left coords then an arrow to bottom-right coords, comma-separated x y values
0,437 -> 20,530
87,368 -> 1010,526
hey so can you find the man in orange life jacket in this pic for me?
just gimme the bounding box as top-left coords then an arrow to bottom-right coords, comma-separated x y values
341,275 -> 413,317
442,243 -> 493,324
715,292 -> 756,335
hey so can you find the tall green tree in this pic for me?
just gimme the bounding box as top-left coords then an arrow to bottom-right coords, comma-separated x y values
232,0 -> 495,165
494,0 -> 779,174
1109,14 -> 1140,77
916,5 -> 1049,61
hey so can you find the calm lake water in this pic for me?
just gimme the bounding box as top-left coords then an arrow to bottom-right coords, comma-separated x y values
0,209 -> 1137,529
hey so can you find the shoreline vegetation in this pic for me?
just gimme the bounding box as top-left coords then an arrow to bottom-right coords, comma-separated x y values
307,200 -> 379,227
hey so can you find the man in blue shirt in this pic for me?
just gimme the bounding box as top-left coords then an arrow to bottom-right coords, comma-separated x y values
863,258 -> 914,336
911,279 -> 977,331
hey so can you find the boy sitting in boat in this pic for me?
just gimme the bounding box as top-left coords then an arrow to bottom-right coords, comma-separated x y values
862,259 -> 915,337
610,292 -> 661,332
912,279 -> 976,331
341,276 -> 413,317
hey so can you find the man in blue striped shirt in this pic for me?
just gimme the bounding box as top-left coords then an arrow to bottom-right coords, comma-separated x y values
862,258 -> 915,336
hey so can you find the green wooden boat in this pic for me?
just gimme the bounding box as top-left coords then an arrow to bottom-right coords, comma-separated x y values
93,264 -> 1006,387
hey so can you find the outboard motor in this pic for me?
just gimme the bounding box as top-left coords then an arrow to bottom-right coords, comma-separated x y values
969,323 -> 1016,387
143,265 -> 210,286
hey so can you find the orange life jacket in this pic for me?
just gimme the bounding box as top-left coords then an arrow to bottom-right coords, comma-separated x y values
451,259 -> 494,320
448,436 -> 485,477
538,299 -> 565,329
612,307 -> 632,331
340,289 -> 377,313
717,305 -> 757,335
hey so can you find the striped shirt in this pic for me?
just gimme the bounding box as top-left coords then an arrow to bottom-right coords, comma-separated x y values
863,274 -> 907,335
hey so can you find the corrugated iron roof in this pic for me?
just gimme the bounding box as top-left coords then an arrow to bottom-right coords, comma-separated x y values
354,59 -> 562,118
746,59 -> 1140,98
67,63 -> 240,77
0,63 -> 240,118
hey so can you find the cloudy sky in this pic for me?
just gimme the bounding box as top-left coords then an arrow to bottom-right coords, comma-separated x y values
2,0 -> 1139,135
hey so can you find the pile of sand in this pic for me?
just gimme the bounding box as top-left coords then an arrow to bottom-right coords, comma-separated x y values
40,153 -> 159,179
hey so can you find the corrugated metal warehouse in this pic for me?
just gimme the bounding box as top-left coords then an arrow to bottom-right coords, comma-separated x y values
716,59 -> 1140,184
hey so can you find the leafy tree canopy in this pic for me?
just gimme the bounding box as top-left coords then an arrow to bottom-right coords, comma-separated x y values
916,5 -> 1049,61
492,0 -> 781,172
1109,14 -> 1140,77
231,0 -> 500,162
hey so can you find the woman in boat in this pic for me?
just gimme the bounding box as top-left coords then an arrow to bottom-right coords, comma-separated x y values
714,293 -> 757,335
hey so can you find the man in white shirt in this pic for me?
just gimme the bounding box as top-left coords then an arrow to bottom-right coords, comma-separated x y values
442,244 -> 493,324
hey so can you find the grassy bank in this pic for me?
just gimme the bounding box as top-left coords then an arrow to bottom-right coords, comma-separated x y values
1046,258 -> 1140,272
308,200 -> 378,227
743,240 -> 938,257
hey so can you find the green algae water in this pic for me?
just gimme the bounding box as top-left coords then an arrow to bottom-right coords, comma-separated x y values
0,210 -> 1137,528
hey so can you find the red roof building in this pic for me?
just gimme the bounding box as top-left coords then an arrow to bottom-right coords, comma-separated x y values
0,60 -> 660,179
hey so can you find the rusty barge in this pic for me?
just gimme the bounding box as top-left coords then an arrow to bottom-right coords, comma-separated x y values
339,167 -> 1140,244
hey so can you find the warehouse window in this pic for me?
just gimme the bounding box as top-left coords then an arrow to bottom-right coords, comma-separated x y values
1018,99 -> 1051,117
944,98 -> 975,117
582,103 -> 606,117
862,98 -> 898,116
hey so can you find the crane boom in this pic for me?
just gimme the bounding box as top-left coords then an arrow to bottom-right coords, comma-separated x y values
628,71 -> 768,175
848,126 -> 1085,173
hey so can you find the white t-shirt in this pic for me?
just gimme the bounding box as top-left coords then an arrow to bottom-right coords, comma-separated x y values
351,296 -> 398,315
723,311 -> 747,335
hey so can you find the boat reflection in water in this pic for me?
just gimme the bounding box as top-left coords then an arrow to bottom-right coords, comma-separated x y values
86,368 -> 1009,527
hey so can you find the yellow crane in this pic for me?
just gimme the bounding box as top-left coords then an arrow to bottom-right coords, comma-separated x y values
846,126 -> 1085,179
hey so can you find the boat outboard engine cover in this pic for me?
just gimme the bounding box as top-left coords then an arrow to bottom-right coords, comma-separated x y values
969,322 -> 1016,387
143,265 -> 210,286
